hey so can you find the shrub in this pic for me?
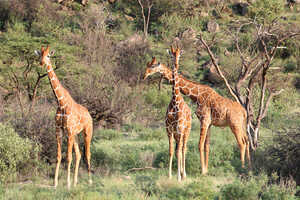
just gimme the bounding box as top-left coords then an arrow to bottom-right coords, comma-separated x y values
96,129 -> 123,140
219,177 -> 264,200
138,127 -> 166,141
267,128 -> 300,185
219,174 -> 298,200
249,0 -> 284,22
284,61 -> 297,73
0,123 -> 39,184
164,179 -> 215,200
261,184 -> 296,200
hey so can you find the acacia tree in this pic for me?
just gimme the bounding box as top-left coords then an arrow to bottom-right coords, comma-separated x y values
137,0 -> 153,38
198,18 -> 300,150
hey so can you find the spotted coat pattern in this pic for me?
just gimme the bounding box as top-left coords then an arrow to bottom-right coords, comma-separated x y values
36,46 -> 93,188
144,58 -> 251,174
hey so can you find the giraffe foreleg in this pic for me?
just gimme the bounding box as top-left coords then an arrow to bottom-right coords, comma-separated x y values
176,137 -> 183,182
181,133 -> 188,179
67,135 -> 75,189
54,127 -> 63,188
244,134 -> 251,169
230,125 -> 247,168
168,133 -> 174,179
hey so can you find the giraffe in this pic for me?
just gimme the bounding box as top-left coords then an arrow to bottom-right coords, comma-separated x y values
35,46 -> 93,188
163,46 -> 192,181
144,58 -> 251,175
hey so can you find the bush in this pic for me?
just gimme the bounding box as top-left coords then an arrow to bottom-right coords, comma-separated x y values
261,184 -> 296,200
284,61 -> 297,73
220,174 -> 298,200
96,129 -> 123,140
220,176 -> 265,200
249,0 -> 284,22
0,123 -> 39,184
164,179 -> 215,200
267,128 -> 300,185
138,127 -> 166,141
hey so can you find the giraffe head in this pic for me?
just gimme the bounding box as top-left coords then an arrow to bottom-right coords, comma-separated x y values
169,46 -> 182,70
34,46 -> 55,67
143,57 -> 164,80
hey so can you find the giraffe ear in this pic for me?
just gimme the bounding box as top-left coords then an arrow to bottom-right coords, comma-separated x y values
34,50 -> 41,56
49,50 -> 55,56
167,49 -> 172,56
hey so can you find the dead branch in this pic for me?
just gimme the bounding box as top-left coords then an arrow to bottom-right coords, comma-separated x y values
198,34 -> 240,103
126,167 -> 158,173
137,0 -> 153,38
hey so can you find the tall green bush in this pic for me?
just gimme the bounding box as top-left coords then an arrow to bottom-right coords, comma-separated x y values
249,0 -> 284,22
0,123 -> 39,184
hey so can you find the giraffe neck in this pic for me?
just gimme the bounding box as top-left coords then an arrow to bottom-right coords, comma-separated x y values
47,64 -> 69,109
172,59 -> 180,99
160,64 -> 206,102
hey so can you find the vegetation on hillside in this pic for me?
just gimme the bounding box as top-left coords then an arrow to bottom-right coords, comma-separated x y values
0,0 -> 299,199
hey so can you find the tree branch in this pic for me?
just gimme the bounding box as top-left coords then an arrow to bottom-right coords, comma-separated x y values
126,167 -> 158,173
198,34 -> 240,103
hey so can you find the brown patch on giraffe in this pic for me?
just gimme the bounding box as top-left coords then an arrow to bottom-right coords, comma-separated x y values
191,87 -> 199,96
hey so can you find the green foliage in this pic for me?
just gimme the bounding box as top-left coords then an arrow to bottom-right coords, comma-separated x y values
144,86 -> 170,118
220,175 -> 267,200
91,139 -> 166,173
96,129 -> 123,140
284,60 -> 298,73
220,173 -> 298,200
0,1 -> 299,199
159,14 -> 207,41
135,175 -> 159,196
0,123 -> 39,184
163,179 -> 215,200
266,128 -> 300,185
261,184 -> 296,200
138,127 -> 166,141
249,0 -> 285,22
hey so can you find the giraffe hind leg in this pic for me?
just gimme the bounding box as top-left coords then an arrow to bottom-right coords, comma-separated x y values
204,126 -> 211,173
73,135 -> 81,187
199,121 -> 210,174
84,123 -> 93,184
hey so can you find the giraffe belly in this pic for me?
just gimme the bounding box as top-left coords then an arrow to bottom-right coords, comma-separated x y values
62,115 -> 84,134
212,119 -> 228,127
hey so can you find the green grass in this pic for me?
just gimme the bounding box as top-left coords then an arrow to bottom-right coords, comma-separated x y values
2,127 -> 298,199
0,0 -> 300,199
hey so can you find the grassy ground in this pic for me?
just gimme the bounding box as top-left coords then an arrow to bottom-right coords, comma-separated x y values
2,124 -> 297,200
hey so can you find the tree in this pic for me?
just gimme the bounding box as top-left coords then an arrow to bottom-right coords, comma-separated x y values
198,18 -> 300,150
137,0 -> 153,38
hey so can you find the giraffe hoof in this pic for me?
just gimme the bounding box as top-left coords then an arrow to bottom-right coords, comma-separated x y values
89,179 -> 93,185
